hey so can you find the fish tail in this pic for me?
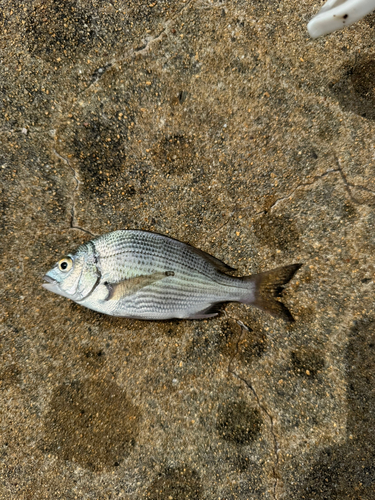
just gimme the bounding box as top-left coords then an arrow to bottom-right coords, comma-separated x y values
241,264 -> 302,322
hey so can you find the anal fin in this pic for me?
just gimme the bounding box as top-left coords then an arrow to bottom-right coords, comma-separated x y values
187,302 -> 225,319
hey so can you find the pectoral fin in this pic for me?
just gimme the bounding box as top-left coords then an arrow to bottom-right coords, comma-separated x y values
105,271 -> 174,301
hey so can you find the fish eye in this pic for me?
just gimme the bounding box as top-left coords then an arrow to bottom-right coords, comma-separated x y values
58,257 -> 73,272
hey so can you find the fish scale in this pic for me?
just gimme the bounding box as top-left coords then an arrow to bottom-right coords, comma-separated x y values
43,230 -> 302,321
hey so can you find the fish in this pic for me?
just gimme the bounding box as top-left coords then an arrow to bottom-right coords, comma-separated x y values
42,230 -> 302,321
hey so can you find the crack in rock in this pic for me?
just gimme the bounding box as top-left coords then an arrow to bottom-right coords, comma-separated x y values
134,24 -> 171,55
133,0 -> 193,55
62,0 -> 194,117
52,149 -> 96,237
207,167 -> 345,238
269,168 -> 340,212
269,161 -> 375,211
79,63 -> 113,95
208,161 -> 374,240
336,157 -> 375,206
226,317 -> 280,500
208,211 -> 236,237
112,0 -> 194,62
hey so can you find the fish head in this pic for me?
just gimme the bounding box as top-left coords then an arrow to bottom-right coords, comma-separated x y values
42,243 -> 100,301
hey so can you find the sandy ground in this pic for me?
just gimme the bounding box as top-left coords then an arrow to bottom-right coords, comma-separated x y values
1,1 -> 375,498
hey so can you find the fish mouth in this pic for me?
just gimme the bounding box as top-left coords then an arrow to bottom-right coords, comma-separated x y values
42,274 -> 59,293
42,273 -> 76,300
43,274 -> 56,285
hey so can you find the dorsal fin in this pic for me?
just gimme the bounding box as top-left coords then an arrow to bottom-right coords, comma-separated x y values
119,230 -> 237,274
184,244 -> 236,273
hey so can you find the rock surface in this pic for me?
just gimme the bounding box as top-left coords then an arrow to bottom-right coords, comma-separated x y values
1,1 -> 375,499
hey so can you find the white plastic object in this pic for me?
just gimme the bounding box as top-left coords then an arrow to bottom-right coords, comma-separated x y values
307,0 -> 375,38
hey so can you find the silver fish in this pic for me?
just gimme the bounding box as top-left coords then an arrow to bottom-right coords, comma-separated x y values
42,230 -> 302,321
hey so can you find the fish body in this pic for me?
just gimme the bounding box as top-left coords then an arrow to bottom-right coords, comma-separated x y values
43,230 -> 301,321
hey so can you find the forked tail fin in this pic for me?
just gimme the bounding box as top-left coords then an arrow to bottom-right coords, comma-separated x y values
242,264 -> 302,322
